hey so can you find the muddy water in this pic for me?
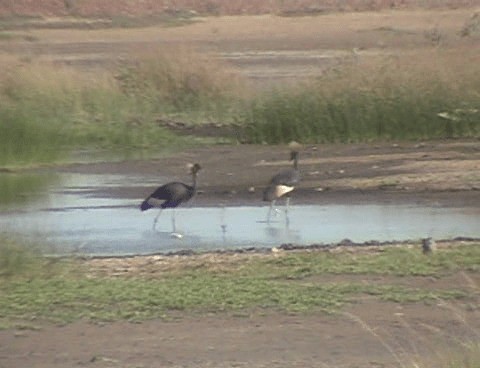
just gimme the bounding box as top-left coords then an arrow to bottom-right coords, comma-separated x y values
0,173 -> 479,256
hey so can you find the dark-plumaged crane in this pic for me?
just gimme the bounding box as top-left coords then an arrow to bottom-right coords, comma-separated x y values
140,163 -> 201,231
263,150 -> 300,223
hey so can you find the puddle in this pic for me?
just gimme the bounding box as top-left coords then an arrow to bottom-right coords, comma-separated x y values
0,173 -> 479,256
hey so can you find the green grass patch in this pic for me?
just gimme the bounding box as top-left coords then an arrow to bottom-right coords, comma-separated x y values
0,242 -> 478,327
0,64 -> 163,166
0,173 -> 58,209
242,50 -> 480,143
0,236 -> 67,278
0,272 -> 468,326
248,245 -> 480,278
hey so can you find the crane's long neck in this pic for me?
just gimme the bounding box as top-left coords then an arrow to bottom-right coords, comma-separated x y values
191,172 -> 198,193
293,155 -> 298,170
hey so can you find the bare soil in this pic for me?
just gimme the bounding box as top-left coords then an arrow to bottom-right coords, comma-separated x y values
1,7 -> 480,85
1,0 -> 479,18
1,7 -> 480,368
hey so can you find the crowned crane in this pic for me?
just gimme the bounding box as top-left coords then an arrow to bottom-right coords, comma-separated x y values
140,163 -> 201,232
263,150 -> 300,223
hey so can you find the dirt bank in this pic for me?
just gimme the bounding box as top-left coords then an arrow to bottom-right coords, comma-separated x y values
57,140 -> 480,209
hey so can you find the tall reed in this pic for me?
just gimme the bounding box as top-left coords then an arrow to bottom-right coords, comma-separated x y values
242,49 -> 480,143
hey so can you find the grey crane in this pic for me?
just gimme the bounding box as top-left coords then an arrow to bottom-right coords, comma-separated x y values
263,150 -> 300,223
140,163 -> 201,232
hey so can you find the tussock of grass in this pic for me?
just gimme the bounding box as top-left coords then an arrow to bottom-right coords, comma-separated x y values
242,49 -> 480,143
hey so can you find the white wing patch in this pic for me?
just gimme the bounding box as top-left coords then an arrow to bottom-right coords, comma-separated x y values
275,185 -> 294,198
147,197 -> 165,208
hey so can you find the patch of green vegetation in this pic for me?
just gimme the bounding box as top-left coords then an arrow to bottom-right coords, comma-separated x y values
365,284 -> 467,303
0,242 -> 477,327
0,272 -> 468,327
242,83 -> 480,143
0,236 -> 66,278
0,47 -> 246,167
241,51 -> 480,143
3,46 -> 478,167
254,245 -> 480,278
0,173 -> 58,209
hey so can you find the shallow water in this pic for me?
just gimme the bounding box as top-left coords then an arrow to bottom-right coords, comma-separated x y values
1,173 -> 479,256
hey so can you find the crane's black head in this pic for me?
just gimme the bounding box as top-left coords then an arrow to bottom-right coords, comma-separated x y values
190,163 -> 202,174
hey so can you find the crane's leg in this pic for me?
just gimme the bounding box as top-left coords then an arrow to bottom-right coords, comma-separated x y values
266,200 -> 276,223
285,196 -> 291,225
171,208 -> 177,233
170,208 -> 184,239
153,209 -> 163,230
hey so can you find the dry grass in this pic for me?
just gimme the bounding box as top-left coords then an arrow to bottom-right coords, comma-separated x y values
117,45 -> 249,114
1,0 -> 479,18
345,272 -> 480,368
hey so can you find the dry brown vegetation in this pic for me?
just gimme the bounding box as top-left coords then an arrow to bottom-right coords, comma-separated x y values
1,0 -> 480,18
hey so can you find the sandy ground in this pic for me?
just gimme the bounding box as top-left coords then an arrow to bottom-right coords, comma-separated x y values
1,8 -> 479,85
1,8 -> 480,368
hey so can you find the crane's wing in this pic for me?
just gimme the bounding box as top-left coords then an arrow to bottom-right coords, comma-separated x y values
149,182 -> 190,201
270,168 -> 300,186
141,182 -> 193,211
